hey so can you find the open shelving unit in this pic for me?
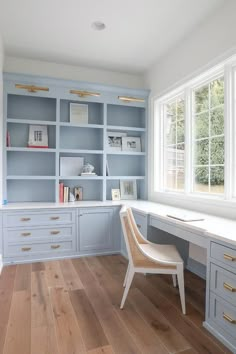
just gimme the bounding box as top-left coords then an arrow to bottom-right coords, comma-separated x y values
3,74 -> 149,203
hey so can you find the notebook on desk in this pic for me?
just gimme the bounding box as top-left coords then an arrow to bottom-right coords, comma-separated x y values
167,213 -> 205,222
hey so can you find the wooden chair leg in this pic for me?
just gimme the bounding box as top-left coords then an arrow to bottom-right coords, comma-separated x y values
177,265 -> 186,315
172,274 -> 177,287
123,263 -> 130,287
120,268 -> 135,309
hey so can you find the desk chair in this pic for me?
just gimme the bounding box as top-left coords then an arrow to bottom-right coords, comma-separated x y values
120,207 -> 186,314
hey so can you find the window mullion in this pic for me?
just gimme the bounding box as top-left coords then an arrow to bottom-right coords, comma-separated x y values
184,87 -> 192,194
224,63 -> 233,200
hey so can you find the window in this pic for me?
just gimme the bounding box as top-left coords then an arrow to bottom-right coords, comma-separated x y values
193,77 -> 224,194
153,59 -> 236,202
164,96 -> 185,191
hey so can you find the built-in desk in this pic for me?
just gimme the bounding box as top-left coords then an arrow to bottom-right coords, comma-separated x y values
0,200 -> 236,352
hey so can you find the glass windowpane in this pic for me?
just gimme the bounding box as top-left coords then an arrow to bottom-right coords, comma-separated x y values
210,166 -> 224,194
195,85 -> 209,113
210,107 -> 224,136
211,137 -> 224,165
210,78 -> 224,108
194,167 -> 209,192
195,112 -> 209,139
195,139 -> 209,165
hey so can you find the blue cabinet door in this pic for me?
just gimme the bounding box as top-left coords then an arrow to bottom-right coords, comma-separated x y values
79,208 -> 114,252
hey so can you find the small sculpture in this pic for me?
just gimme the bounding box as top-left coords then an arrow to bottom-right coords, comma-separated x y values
81,163 -> 95,174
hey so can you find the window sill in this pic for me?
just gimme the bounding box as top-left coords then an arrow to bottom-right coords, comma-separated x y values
150,191 -> 236,218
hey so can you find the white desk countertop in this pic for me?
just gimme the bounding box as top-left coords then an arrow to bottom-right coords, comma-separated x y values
1,200 -> 236,247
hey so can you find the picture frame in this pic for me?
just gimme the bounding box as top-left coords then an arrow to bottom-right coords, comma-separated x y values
70,103 -> 88,124
120,179 -> 137,200
74,187 -> 83,201
107,131 -> 127,151
28,125 -> 48,148
111,189 -> 121,201
60,157 -> 84,176
121,136 -> 141,152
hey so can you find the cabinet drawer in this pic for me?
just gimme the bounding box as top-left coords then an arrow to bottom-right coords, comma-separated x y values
209,293 -> 236,343
3,209 -> 75,227
132,210 -> 148,239
211,242 -> 236,271
5,240 -> 75,257
4,225 -> 74,244
210,263 -> 236,306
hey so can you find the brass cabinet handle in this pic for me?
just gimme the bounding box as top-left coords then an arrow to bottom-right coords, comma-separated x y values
50,216 -> 60,220
224,282 -> 236,292
223,313 -> 236,324
21,217 -> 31,222
137,224 -> 141,229
50,230 -> 60,235
224,253 -> 236,262
21,232 -> 31,237
21,247 -> 31,252
51,245 -> 60,249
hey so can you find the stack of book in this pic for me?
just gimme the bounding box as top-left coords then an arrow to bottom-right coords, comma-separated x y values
59,183 -> 70,202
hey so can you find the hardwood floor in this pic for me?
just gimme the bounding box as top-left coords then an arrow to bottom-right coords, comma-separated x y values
0,255 -> 232,354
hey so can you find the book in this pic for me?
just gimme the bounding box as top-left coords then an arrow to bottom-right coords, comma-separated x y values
63,186 -> 70,202
80,172 -> 96,176
6,131 -> 11,147
59,183 -> 64,203
167,213 -> 204,222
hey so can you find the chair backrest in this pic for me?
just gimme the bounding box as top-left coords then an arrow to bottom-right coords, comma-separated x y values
127,208 -> 148,245
120,206 -> 148,267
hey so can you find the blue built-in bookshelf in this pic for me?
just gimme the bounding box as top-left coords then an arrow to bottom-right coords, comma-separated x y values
3,73 -> 149,203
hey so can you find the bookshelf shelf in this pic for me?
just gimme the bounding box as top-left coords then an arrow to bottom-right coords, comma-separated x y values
107,125 -> 146,132
6,147 -> 56,153
4,73 -> 148,203
7,118 -> 57,126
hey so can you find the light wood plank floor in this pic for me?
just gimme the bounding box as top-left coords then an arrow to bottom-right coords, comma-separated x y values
0,255 -> 232,354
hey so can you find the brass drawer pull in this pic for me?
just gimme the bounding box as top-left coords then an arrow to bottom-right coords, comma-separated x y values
21,232 -> 31,237
50,230 -> 60,235
224,253 -> 236,262
223,313 -> 236,324
224,282 -> 236,292
21,217 -> 31,222
50,216 -> 60,220
137,224 -> 141,229
22,247 -> 31,252
51,245 -> 60,249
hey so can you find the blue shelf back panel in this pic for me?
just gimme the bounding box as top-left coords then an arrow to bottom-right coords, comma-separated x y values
7,180 -> 55,202
107,104 -> 145,128
60,126 -> 103,150
7,151 -> 55,176
60,99 -> 104,125
107,154 -> 145,176
7,94 -> 56,121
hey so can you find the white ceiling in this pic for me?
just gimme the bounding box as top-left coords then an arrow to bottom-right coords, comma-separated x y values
0,0 -> 224,74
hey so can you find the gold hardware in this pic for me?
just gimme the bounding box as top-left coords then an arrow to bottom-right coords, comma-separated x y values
224,282 -> 236,292
223,313 -> 236,324
50,230 -> 60,235
118,96 -> 145,103
50,216 -> 60,220
137,224 -> 141,229
15,84 -> 49,93
51,245 -> 60,249
69,89 -> 100,98
21,232 -> 31,237
20,217 -> 31,222
224,253 -> 236,262
21,247 -> 31,252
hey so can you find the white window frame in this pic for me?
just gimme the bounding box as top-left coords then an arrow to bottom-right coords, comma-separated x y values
151,56 -> 236,211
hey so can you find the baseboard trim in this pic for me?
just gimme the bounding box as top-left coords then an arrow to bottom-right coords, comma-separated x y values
186,257 -> 206,280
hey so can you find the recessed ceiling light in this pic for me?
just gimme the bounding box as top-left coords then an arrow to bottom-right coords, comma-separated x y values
92,21 -> 106,31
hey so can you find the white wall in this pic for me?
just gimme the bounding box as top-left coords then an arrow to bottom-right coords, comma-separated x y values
4,56 -> 145,89
145,0 -> 236,265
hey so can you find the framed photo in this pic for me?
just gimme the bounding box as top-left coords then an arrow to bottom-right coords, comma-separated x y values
122,137 -> 141,152
111,189 -> 121,201
70,103 -> 88,124
120,179 -> 137,200
28,125 -> 48,148
74,187 -> 83,201
60,157 -> 84,176
107,131 -> 127,151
